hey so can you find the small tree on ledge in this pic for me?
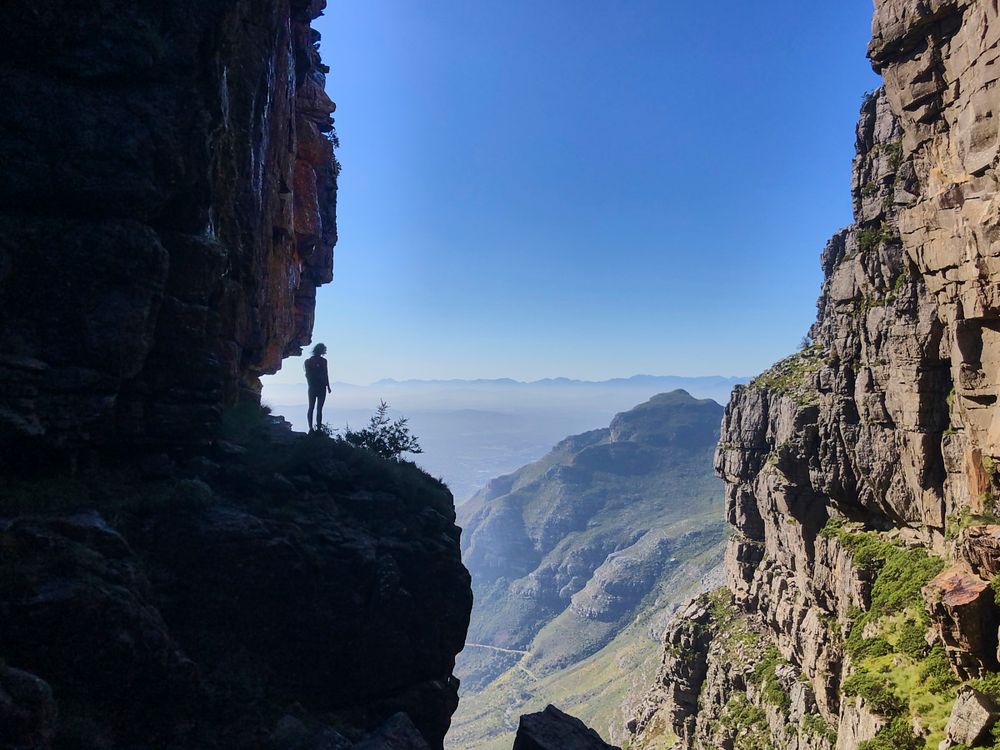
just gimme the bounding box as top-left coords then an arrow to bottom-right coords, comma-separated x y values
343,400 -> 423,461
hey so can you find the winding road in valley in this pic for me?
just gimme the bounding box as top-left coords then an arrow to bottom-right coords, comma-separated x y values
463,642 -> 538,680
464,642 -> 531,656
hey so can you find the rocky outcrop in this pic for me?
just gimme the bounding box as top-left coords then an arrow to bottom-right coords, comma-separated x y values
631,2 -> 1000,749
627,597 -> 714,747
944,686 -> 999,745
0,421 -> 471,749
512,706 -> 620,750
0,3 -> 474,746
0,0 -> 338,459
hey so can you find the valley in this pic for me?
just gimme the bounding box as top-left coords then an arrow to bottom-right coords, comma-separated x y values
450,391 -> 728,748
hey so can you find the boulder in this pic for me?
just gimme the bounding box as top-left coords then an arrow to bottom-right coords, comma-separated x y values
512,705 -> 619,750
945,686 -> 999,746
924,564 -> 1000,678
960,525 -> 1000,578
0,667 -> 57,750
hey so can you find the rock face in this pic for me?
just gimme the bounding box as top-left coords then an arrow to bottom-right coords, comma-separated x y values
0,0 -> 338,458
0,3 -> 473,748
0,423 -> 472,749
944,686 -> 999,745
630,2 -> 1000,749
512,706 -> 620,750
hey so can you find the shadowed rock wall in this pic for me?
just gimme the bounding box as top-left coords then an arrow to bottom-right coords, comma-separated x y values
0,0 -> 337,457
0,4 -> 474,750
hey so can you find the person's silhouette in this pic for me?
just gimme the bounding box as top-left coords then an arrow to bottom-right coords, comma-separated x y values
304,343 -> 332,432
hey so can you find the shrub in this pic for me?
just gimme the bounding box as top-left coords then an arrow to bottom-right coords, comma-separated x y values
858,717 -> 921,750
896,620 -> 928,660
751,645 -> 791,711
970,672 -> 1000,703
343,400 -> 423,461
843,671 -> 905,716
852,635 -> 893,660
918,644 -> 958,694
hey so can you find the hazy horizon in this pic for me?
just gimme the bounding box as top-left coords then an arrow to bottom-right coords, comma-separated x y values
263,374 -> 746,501
270,372 -> 750,388
260,0 -> 881,389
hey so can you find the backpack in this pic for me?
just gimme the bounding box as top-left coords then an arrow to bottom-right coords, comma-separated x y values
304,356 -> 324,384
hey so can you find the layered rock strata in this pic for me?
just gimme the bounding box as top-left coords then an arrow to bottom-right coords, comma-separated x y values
631,1 -> 1000,748
0,0 -> 338,458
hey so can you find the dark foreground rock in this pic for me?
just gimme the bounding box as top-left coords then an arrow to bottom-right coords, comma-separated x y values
353,714 -> 432,750
0,1 -> 471,748
0,0 -> 338,458
512,706 -> 620,750
0,421 -> 472,749
0,666 -> 58,750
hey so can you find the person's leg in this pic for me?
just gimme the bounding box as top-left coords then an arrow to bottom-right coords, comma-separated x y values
307,392 -> 317,431
315,390 -> 327,428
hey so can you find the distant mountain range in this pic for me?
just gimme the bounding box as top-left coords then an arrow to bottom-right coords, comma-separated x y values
448,390 -> 727,750
354,374 -> 747,388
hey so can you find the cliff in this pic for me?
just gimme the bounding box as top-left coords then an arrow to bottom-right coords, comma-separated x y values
452,392 -> 726,749
630,2 -> 1000,749
0,0 -> 338,460
0,2 -> 473,748
1,417 -> 472,749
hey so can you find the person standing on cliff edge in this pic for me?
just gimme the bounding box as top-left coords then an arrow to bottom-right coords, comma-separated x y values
305,343 -> 332,432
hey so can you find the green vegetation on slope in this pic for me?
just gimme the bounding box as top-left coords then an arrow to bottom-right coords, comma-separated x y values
448,532 -> 725,750
748,344 -> 828,405
701,589 -> 803,748
452,391 -> 727,749
821,520 -> 955,749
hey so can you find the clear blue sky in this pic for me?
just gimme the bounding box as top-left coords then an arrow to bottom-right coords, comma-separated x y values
269,0 -> 881,386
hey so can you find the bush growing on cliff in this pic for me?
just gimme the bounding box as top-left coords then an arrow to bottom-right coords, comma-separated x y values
751,645 -> 791,711
857,221 -> 895,254
749,344 -> 827,405
823,522 -> 958,746
857,717 -> 921,750
343,401 -> 423,461
843,672 -> 906,715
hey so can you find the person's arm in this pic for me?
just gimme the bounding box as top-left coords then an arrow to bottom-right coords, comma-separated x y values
324,360 -> 331,392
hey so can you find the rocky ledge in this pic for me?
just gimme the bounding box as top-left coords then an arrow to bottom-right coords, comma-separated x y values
0,411 -> 472,750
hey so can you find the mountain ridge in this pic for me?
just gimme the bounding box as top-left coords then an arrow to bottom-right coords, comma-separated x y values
451,390 -> 726,749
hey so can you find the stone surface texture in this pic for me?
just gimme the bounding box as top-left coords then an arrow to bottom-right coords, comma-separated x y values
944,686 -> 999,745
0,0 -> 338,456
630,1 -> 1000,748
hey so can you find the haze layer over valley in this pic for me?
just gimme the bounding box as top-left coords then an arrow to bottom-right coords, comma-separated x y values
262,375 -> 744,501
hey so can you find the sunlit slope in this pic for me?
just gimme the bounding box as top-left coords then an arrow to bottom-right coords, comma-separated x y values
451,390 -> 727,748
